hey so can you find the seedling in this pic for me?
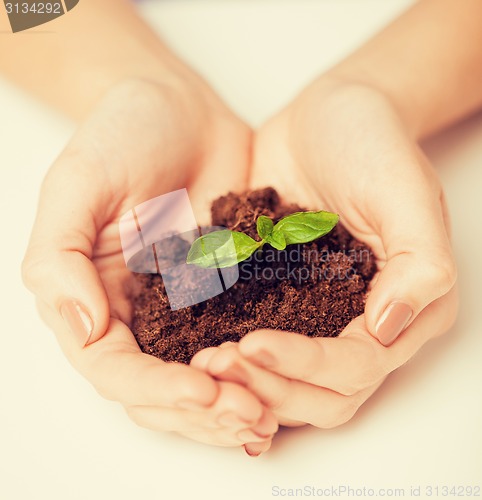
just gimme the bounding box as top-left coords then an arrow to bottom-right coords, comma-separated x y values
187,210 -> 339,269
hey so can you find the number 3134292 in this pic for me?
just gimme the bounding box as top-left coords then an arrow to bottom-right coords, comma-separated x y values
5,3 -> 62,15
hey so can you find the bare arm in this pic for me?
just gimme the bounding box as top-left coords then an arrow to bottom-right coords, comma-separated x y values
208,0 -> 467,437
0,0 -> 204,119
13,0 -> 270,453
325,0 -> 482,139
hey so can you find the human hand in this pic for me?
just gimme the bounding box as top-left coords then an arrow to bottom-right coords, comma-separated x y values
191,80 -> 458,451
22,78 -> 278,448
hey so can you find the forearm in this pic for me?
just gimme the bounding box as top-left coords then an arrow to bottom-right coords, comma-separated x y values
0,0 -> 199,119
324,0 -> 482,139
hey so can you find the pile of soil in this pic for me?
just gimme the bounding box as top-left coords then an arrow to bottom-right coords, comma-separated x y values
131,188 -> 376,364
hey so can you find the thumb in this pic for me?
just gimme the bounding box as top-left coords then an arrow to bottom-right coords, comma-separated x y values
22,161 -> 110,347
364,186 -> 457,347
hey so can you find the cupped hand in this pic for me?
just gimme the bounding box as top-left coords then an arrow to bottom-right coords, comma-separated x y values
192,80 -> 458,449
252,80 -> 458,339
22,78 -> 278,448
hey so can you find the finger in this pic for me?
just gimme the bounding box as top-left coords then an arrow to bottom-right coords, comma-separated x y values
240,323 -> 385,397
191,346 -> 222,370
127,405 -> 274,448
244,440 -> 273,457
192,349 -> 279,446
39,297 -> 279,440
180,429 -> 272,449
125,382 -> 277,439
190,342 -> 240,373
203,381 -> 272,431
125,405 -> 220,433
176,384 -> 278,447
38,301 -> 221,409
36,254 -> 278,449
239,287 -> 457,396
206,345 -> 380,428
86,342 -> 218,409
22,158 -> 112,347
364,150 -> 457,346
192,349 -> 279,438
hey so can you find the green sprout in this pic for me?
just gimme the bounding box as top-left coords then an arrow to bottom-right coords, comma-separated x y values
186,210 -> 339,269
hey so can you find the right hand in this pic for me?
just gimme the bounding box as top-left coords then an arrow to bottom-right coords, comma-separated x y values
250,80 -> 458,348
22,78 -> 278,449
193,80 -> 458,452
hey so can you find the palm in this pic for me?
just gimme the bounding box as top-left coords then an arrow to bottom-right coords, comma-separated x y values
247,86 -> 456,365
191,88 -> 458,432
251,112 -> 386,284
61,79 -> 251,340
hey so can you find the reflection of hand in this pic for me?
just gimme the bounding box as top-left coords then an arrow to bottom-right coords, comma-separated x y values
22,78 -> 278,447
192,81 -> 458,453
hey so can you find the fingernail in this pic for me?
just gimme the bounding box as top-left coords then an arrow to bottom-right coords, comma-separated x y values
216,363 -> 251,386
244,444 -> 262,457
217,412 -> 252,428
60,300 -> 93,347
245,349 -> 277,368
376,302 -> 413,346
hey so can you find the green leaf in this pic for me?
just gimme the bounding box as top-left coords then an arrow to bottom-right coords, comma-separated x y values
256,215 -> 274,240
265,230 -> 286,251
272,211 -> 339,246
186,230 -> 261,269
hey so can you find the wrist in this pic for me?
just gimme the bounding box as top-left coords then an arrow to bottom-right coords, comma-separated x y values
288,75 -> 419,140
320,71 -> 426,140
58,49 -> 205,120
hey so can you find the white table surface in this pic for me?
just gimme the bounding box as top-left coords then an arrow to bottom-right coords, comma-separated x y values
1,1 -> 481,499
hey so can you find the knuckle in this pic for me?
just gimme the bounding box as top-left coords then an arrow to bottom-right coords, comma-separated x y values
21,250 -> 57,296
265,378 -> 291,411
159,363 -> 202,402
337,401 -> 360,426
91,378 -> 117,402
124,406 -> 158,431
190,347 -> 217,369
164,366 -> 190,392
321,399 -> 360,429
426,257 -> 457,293
21,254 -> 39,291
216,348 -> 241,368
434,286 -> 460,338
268,394 -> 285,412
338,341 -> 387,396
86,348 -> 126,403
337,383 -> 365,397
124,406 -> 142,425
219,342 -> 237,350
339,375 -> 380,397
298,341 -> 325,381
358,360 -> 387,390
207,348 -> 241,376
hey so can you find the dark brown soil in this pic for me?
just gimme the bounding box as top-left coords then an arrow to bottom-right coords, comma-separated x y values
131,188 -> 376,364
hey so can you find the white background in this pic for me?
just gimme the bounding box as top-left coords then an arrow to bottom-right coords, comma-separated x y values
1,1 -> 481,499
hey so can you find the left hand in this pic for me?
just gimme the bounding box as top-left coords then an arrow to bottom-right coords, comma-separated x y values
191,80 -> 459,455
192,287 -> 457,433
